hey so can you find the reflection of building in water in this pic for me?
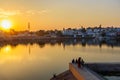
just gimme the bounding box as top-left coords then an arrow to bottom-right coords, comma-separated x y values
29,44 -> 31,55
61,39 -> 120,48
62,42 -> 66,50
0,39 -> 119,51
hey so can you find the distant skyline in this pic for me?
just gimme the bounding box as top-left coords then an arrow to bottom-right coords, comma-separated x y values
0,0 -> 120,31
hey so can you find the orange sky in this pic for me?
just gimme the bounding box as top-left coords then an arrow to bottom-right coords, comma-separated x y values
0,0 -> 120,31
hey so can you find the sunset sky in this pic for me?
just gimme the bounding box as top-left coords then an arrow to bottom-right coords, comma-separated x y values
0,0 -> 120,31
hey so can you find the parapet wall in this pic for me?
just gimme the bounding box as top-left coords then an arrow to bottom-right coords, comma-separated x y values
69,63 -> 84,80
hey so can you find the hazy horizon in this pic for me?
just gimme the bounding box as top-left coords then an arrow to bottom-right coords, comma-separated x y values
0,0 -> 120,31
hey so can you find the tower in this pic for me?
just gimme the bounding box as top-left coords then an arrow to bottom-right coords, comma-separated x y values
99,24 -> 102,28
28,22 -> 30,31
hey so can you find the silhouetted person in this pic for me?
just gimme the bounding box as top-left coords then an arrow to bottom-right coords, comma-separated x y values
53,74 -> 56,78
78,57 -> 81,62
78,57 -> 82,63
75,59 -> 78,63
72,59 -> 75,63
78,57 -> 81,68
78,61 -> 81,68
81,59 -> 85,67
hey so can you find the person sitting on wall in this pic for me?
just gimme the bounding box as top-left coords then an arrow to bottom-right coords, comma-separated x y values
81,59 -> 85,67
72,59 -> 75,63
78,57 -> 82,68
75,59 -> 78,63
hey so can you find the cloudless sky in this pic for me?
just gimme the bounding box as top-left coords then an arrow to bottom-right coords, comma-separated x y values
0,0 -> 120,31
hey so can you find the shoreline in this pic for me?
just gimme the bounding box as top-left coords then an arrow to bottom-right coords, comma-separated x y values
0,36 -> 120,42
0,37 -> 119,47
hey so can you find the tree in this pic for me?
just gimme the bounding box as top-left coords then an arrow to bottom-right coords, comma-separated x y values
81,28 -> 86,33
36,30 -> 45,36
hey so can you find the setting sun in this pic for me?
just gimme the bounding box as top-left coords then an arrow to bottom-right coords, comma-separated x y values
1,20 -> 12,30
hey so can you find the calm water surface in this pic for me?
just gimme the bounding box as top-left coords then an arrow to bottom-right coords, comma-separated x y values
0,40 -> 120,80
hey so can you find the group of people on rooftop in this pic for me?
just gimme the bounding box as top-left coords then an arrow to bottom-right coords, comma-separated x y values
72,57 -> 85,68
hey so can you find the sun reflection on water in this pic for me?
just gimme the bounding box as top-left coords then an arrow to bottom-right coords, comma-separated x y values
3,45 -> 11,53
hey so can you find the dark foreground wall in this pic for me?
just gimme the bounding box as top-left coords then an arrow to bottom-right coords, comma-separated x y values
85,63 -> 120,76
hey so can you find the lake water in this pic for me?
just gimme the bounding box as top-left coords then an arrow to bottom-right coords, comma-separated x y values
0,39 -> 120,80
